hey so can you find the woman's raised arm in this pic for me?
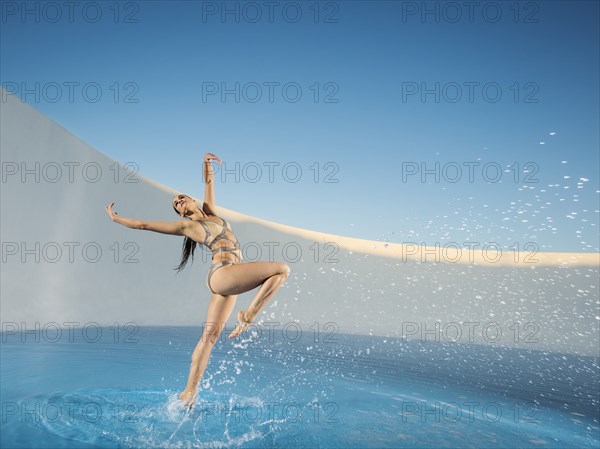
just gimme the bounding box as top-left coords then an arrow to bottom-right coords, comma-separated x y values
202,152 -> 221,216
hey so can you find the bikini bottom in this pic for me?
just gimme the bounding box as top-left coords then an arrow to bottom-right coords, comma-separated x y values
207,260 -> 240,294
206,244 -> 242,294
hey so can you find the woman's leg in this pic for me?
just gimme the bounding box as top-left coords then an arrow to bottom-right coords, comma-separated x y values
208,261 -> 291,338
179,292 -> 238,407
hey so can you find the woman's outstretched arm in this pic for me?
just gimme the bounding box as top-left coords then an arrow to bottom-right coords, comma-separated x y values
202,152 -> 221,216
105,202 -> 187,236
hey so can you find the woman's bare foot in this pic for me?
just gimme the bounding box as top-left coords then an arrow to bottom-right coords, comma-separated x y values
228,310 -> 254,339
179,389 -> 196,410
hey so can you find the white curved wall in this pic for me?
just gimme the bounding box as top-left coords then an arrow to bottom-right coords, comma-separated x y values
1,88 -> 598,356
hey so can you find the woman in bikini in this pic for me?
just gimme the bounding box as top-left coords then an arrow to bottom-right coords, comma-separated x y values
105,152 -> 291,409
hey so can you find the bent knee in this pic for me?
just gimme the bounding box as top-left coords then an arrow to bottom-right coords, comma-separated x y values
278,263 -> 291,278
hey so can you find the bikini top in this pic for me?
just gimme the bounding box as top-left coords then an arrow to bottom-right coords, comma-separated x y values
195,216 -> 240,253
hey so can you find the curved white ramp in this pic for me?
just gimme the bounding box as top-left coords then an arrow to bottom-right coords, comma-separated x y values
1,88 -> 598,356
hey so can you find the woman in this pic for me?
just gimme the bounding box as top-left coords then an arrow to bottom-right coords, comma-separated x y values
105,152 -> 291,409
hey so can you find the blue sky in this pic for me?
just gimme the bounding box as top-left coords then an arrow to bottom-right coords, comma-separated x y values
2,0 -> 598,252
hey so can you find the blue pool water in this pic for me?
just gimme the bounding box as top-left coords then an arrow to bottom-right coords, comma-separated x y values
1,326 -> 598,448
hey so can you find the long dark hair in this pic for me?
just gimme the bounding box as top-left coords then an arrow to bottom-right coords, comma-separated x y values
172,200 -> 198,273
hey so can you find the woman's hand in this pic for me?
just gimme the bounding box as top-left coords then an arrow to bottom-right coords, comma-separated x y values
204,152 -> 222,166
105,202 -> 119,222
105,202 -> 144,229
